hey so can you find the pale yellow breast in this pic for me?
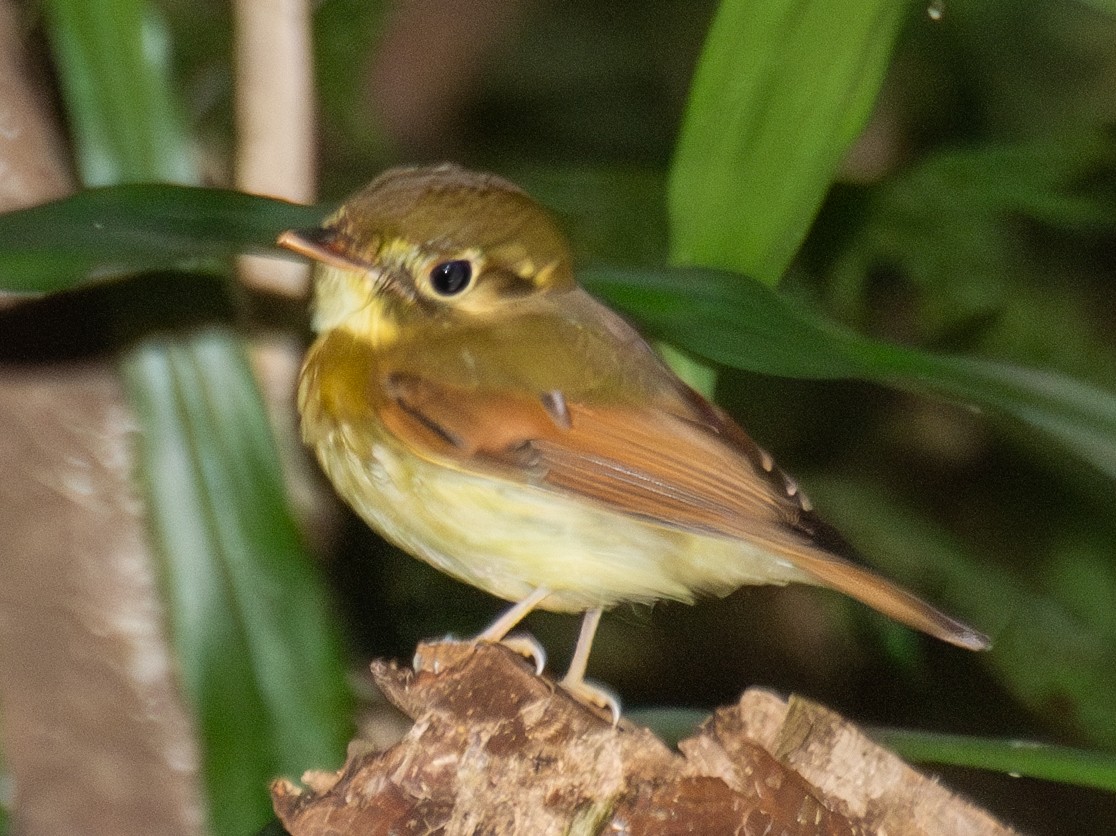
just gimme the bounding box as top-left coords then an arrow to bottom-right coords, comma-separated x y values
304,412 -> 815,613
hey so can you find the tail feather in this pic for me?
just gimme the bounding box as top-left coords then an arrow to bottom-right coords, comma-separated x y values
789,546 -> 991,651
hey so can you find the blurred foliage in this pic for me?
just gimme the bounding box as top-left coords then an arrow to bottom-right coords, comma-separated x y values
871,728 -> 1116,793
2,0 -> 1115,833
36,2 -> 352,834
812,131 -> 1116,386
669,0 -> 906,283
0,185 -> 325,292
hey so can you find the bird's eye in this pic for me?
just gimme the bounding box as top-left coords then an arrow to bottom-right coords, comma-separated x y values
429,260 -> 473,296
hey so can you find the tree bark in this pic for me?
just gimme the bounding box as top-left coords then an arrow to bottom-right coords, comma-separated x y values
273,641 -> 1016,836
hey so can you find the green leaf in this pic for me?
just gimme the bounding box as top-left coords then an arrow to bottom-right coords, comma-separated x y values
2,178 -> 1112,485
584,263 -> 866,379
878,349 -> 1116,480
0,185 -> 326,294
41,2 -> 353,833
873,729 -> 1116,792
669,0 -> 905,283
42,0 -> 195,186
124,330 -> 352,805
930,732 -> 1116,790
583,264 -> 1116,481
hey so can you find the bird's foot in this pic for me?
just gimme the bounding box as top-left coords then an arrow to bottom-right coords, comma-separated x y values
560,674 -> 621,726
492,632 -> 547,675
413,632 -> 546,676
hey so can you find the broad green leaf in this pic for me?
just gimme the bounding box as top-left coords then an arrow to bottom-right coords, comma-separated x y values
583,265 -> 1116,481
124,329 -> 352,792
657,342 -> 720,399
872,729 -> 1116,792
669,0 -> 905,284
0,185 -> 325,294
42,0 -> 194,186
880,349 -> 1116,480
42,2 -> 352,833
584,263 -> 866,379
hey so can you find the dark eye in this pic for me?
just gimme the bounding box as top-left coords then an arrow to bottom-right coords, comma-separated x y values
429,260 -> 473,296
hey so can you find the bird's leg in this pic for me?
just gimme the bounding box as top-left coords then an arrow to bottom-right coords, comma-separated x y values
474,587 -> 552,674
477,586 -> 553,641
560,608 -> 620,724
561,607 -> 601,687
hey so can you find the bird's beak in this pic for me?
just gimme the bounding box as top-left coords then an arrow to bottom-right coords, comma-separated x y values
277,227 -> 369,272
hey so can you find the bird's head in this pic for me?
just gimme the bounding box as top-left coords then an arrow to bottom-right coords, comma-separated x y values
278,164 -> 575,346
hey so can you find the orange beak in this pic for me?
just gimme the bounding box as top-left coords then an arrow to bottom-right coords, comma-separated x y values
277,227 -> 368,272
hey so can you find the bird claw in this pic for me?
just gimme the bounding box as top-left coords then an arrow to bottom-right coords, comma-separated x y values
412,632 -> 546,676
496,633 -> 547,675
560,676 -> 621,726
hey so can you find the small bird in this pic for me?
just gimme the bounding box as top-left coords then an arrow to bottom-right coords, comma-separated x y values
279,164 -> 989,715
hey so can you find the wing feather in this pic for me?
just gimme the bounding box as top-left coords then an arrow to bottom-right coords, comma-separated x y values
377,372 -> 989,650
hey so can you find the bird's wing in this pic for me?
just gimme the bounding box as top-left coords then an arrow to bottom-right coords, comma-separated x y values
376,371 -> 989,651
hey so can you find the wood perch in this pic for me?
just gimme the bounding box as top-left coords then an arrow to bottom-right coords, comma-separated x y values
272,640 -> 1016,835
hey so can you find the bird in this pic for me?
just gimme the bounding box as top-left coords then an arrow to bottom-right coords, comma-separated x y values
278,163 -> 989,717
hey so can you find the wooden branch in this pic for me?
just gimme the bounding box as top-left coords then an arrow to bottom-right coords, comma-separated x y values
272,640 -> 1017,835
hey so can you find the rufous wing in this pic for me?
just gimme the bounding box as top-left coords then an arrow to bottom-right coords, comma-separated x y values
378,372 -> 990,651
